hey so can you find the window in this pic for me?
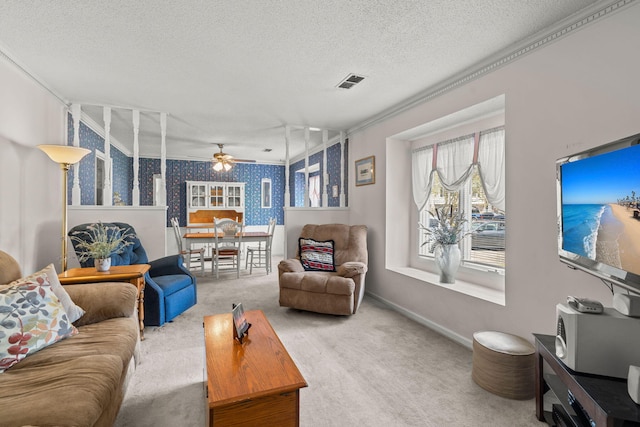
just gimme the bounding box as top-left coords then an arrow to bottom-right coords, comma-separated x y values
414,127 -> 505,271
261,178 -> 272,208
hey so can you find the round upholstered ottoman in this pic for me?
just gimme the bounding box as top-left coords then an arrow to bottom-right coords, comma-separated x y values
472,331 -> 535,399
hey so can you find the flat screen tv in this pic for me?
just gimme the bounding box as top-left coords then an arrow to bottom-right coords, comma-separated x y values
557,132 -> 640,294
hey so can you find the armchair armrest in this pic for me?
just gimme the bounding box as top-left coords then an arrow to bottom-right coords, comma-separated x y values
64,282 -> 137,327
336,261 -> 368,278
149,254 -> 192,278
278,258 -> 305,274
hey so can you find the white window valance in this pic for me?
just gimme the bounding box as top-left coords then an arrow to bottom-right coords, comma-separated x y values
412,127 -> 505,211
435,134 -> 475,192
477,128 -> 506,211
411,145 -> 434,212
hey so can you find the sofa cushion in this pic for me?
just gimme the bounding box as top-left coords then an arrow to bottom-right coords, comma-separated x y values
299,238 -> 336,272
0,274 -> 78,373
152,274 -> 194,297
280,271 -> 355,296
13,316 -> 139,372
65,282 -> 137,327
0,250 -> 22,286
8,263 -> 85,322
0,354 -> 123,427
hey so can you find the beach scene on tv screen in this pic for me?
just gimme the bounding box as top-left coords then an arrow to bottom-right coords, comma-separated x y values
561,143 -> 640,277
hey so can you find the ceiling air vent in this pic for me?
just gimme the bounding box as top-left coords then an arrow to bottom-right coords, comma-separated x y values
337,73 -> 365,89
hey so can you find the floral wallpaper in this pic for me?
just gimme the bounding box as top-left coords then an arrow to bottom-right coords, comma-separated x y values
69,115 -> 348,226
140,158 -> 285,226
327,141 -> 349,207
66,114 -> 131,205
289,140 -> 348,207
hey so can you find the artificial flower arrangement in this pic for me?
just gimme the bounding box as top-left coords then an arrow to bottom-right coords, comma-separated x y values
419,205 -> 470,252
69,222 -> 135,262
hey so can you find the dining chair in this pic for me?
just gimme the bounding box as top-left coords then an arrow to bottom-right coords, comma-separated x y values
213,217 -> 243,278
170,217 -> 205,276
246,217 -> 276,274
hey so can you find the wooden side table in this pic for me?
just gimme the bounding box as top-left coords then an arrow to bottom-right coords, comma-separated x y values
59,264 -> 151,339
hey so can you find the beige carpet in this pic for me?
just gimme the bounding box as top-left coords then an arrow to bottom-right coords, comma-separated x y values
114,261 -> 542,426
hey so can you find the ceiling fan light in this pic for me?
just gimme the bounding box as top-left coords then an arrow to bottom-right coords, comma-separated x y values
223,162 -> 232,171
213,161 -> 223,172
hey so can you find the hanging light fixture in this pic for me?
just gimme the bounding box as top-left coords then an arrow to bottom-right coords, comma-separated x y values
212,144 -> 234,172
212,159 -> 232,172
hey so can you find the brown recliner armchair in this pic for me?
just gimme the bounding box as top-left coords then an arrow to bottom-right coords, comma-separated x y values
278,224 -> 368,315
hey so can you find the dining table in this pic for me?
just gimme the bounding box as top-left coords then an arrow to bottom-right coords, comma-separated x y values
183,230 -> 271,275
182,231 -> 270,244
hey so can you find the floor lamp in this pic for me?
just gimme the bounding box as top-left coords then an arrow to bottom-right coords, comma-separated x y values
38,144 -> 90,272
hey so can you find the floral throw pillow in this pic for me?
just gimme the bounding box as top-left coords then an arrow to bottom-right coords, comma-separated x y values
0,274 -> 78,373
299,238 -> 336,272
8,264 -> 85,323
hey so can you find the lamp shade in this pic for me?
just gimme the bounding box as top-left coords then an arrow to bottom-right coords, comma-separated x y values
213,160 -> 234,172
38,145 -> 90,164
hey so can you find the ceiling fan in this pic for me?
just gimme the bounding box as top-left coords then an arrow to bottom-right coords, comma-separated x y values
211,144 -> 255,171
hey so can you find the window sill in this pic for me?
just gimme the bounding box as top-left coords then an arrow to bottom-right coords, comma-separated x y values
387,266 -> 505,306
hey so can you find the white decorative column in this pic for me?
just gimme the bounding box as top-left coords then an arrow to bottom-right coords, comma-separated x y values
322,129 -> 329,207
132,109 -> 140,206
284,125 -> 291,207
71,104 -> 82,205
159,112 -> 167,206
303,127 -> 310,208
340,131 -> 346,207
102,107 -> 112,206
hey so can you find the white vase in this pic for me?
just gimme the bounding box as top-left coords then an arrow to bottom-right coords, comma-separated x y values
95,258 -> 111,272
434,244 -> 461,284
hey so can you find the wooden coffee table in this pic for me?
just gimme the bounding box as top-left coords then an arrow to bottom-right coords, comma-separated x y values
58,264 -> 150,339
204,310 -> 307,426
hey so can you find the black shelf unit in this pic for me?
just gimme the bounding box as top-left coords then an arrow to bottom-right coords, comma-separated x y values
535,334 -> 640,427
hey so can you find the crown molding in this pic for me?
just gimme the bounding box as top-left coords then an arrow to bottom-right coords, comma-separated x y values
0,42 -> 67,107
348,0 -> 636,137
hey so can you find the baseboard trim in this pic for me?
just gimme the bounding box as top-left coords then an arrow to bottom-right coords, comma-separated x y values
366,291 -> 473,350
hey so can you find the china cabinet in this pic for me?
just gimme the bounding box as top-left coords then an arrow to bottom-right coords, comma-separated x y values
186,181 -> 245,225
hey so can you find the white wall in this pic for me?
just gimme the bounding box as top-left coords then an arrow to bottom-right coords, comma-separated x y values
284,207 -> 350,258
0,56 -> 67,275
67,206 -> 167,268
348,4 -> 640,344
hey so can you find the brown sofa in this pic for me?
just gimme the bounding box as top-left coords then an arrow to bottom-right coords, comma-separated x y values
278,224 -> 368,315
0,251 -> 140,427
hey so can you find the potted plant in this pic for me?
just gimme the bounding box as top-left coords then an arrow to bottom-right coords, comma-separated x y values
419,205 -> 469,283
69,222 -> 135,272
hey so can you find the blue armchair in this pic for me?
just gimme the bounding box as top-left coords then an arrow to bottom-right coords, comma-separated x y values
68,222 -> 197,326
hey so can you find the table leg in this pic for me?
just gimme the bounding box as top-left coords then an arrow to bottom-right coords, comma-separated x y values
535,350 -> 544,421
138,286 -> 145,340
130,277 -> 145,340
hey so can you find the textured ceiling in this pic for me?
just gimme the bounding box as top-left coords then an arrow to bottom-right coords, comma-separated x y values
0,0 -> 604,163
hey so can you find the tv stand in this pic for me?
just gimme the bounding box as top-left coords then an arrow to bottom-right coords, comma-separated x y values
534,334 -> 640,426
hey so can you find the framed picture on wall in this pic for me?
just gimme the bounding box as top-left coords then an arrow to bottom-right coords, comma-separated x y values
355,156 -> 375,186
